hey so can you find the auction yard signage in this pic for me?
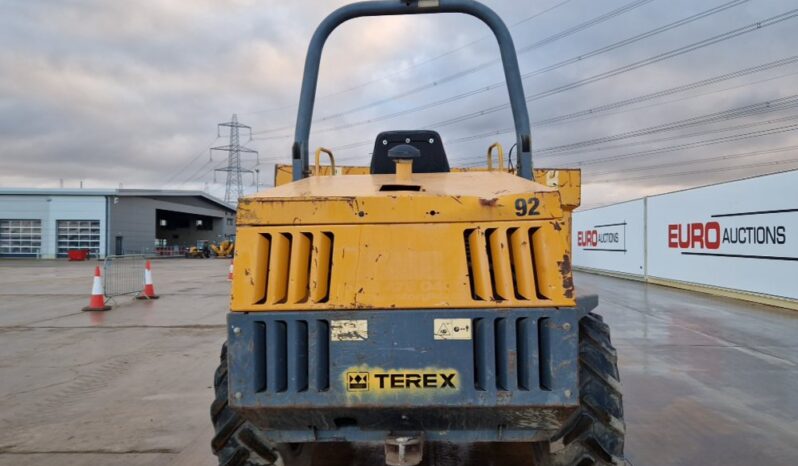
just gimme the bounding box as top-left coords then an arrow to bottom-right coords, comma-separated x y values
667,216 -> 789,258
647,170 -> 797,300
572,199 -> 645,277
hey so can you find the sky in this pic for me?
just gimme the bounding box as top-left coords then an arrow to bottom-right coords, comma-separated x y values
1,0 -> 797,208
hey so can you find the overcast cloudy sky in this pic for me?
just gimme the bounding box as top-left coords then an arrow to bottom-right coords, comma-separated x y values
1,0 -> 797,207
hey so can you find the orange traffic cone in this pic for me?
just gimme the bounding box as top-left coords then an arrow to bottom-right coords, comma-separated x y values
82,266 -> 111,312
228,260 -> 234,281
137,260 -> 159,300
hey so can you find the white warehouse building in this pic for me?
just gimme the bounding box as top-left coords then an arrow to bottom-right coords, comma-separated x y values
0,189 -> 237,259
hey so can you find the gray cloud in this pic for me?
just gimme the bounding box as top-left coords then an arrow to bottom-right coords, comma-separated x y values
1,0 -> 797,207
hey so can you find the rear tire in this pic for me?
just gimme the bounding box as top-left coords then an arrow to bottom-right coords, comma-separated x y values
533,313 -> 625,466
211,342 -> 314,466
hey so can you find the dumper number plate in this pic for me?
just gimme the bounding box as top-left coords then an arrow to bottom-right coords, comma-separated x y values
514,197 -> 541,216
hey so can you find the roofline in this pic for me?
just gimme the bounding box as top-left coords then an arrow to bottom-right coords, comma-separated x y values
0,188 -> 235,213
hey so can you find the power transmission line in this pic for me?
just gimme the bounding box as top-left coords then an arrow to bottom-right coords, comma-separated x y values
537,95 -> 798,156
244,0 -> 577,116
163,136 -> 220,185
252,0 -> 657,135
443,63 -> 798,150
325,7 -> 798,154
588,144 -> 798,178
330,65 -> 798,167
573,122 -> 798,167
588,156 -> 798,184
426,8 -> 798,129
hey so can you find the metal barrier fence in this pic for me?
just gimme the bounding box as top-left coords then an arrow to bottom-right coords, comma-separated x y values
103,254 -> 145,298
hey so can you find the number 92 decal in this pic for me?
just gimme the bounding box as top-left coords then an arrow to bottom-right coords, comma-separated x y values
514,197 -> 541,216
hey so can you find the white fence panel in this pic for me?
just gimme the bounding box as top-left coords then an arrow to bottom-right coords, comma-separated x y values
646,171 -> 798,300
572,199 -> 645,277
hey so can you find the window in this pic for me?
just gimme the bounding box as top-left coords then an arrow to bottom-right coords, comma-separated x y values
0,220 -> 42,257
226,217 -> 234,226
57,220 -> 101,257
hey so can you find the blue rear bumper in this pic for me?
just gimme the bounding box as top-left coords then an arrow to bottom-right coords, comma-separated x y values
226,296 -> 596,443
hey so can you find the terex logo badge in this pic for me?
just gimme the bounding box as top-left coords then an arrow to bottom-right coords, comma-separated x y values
344,369 -> 459,392
346,372 -> 369,391
374,372 -> 456,389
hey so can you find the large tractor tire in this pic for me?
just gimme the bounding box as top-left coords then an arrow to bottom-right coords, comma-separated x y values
534,313 -> 625,466
211,343 -> 313,466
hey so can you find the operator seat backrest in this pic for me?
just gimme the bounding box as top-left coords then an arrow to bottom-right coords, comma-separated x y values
370,130 -> 450,174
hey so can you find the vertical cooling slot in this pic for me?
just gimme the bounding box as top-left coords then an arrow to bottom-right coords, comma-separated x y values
531,228 -> 557,301
515,318 -> 530,391
252,234 -> 271,305
510,228 -> 539,300
494,318 -> 509,391
465,228 -> 492,300
315,320 -> 330,391
267,234 -> 291,304
253,322 -> 267,392
487,228 -> 513,300
310,232 -> 334,303
538,317 -> 552,391
473,318 -> 489,390
289,320 -> 309,392
267,321 -> 288,392
287,233 -> 311,303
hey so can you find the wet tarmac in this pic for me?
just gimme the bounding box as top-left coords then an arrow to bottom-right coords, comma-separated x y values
0,260 -> 796,465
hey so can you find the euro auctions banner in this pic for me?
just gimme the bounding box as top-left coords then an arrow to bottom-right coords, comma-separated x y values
647,170 -> 798,300
572,199 -> 645,277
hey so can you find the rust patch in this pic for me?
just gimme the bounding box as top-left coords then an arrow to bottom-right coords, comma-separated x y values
563,276 -> 574,299
479,197 -> 499,207
558,254 -> 575,298
497,391 -> 513,402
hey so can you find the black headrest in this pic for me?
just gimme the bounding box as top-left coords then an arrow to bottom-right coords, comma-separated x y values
370,130 -> 450,174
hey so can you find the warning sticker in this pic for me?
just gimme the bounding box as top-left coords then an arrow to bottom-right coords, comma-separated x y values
331,320 -> 368,342
433,318 -> 472,340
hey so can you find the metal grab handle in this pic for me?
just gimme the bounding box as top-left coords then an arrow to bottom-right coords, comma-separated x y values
314,147 -> 336,176
486,142 -> 504,172
292,0 -> 533,181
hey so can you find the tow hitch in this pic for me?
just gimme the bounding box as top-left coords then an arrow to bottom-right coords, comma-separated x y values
384,433 -> 424,466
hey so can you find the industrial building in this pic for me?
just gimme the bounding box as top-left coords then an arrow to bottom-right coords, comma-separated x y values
0,189 -> 236,258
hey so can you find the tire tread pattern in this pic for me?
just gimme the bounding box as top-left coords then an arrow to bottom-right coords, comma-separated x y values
542,313 -> 626,466
211,343 -> 278,466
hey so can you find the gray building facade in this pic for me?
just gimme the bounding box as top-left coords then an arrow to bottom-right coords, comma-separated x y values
0,189 -> 236,258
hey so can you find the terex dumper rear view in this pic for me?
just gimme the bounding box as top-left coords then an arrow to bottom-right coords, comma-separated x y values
211,1 -> 625,465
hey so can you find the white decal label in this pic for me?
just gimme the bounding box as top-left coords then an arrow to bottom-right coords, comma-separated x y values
434,318 -> 472,340
331,320 -> 368,342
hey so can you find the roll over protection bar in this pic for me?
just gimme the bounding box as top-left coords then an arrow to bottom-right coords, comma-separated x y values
292,0 -> 533,181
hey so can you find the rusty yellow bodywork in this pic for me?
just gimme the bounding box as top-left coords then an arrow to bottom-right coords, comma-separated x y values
231,164 -> 582,312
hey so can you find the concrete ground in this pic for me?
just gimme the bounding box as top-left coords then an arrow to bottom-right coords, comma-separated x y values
0,260 -> 796,466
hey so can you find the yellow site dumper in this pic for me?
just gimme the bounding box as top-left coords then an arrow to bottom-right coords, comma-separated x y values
211,1 -> 624,465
